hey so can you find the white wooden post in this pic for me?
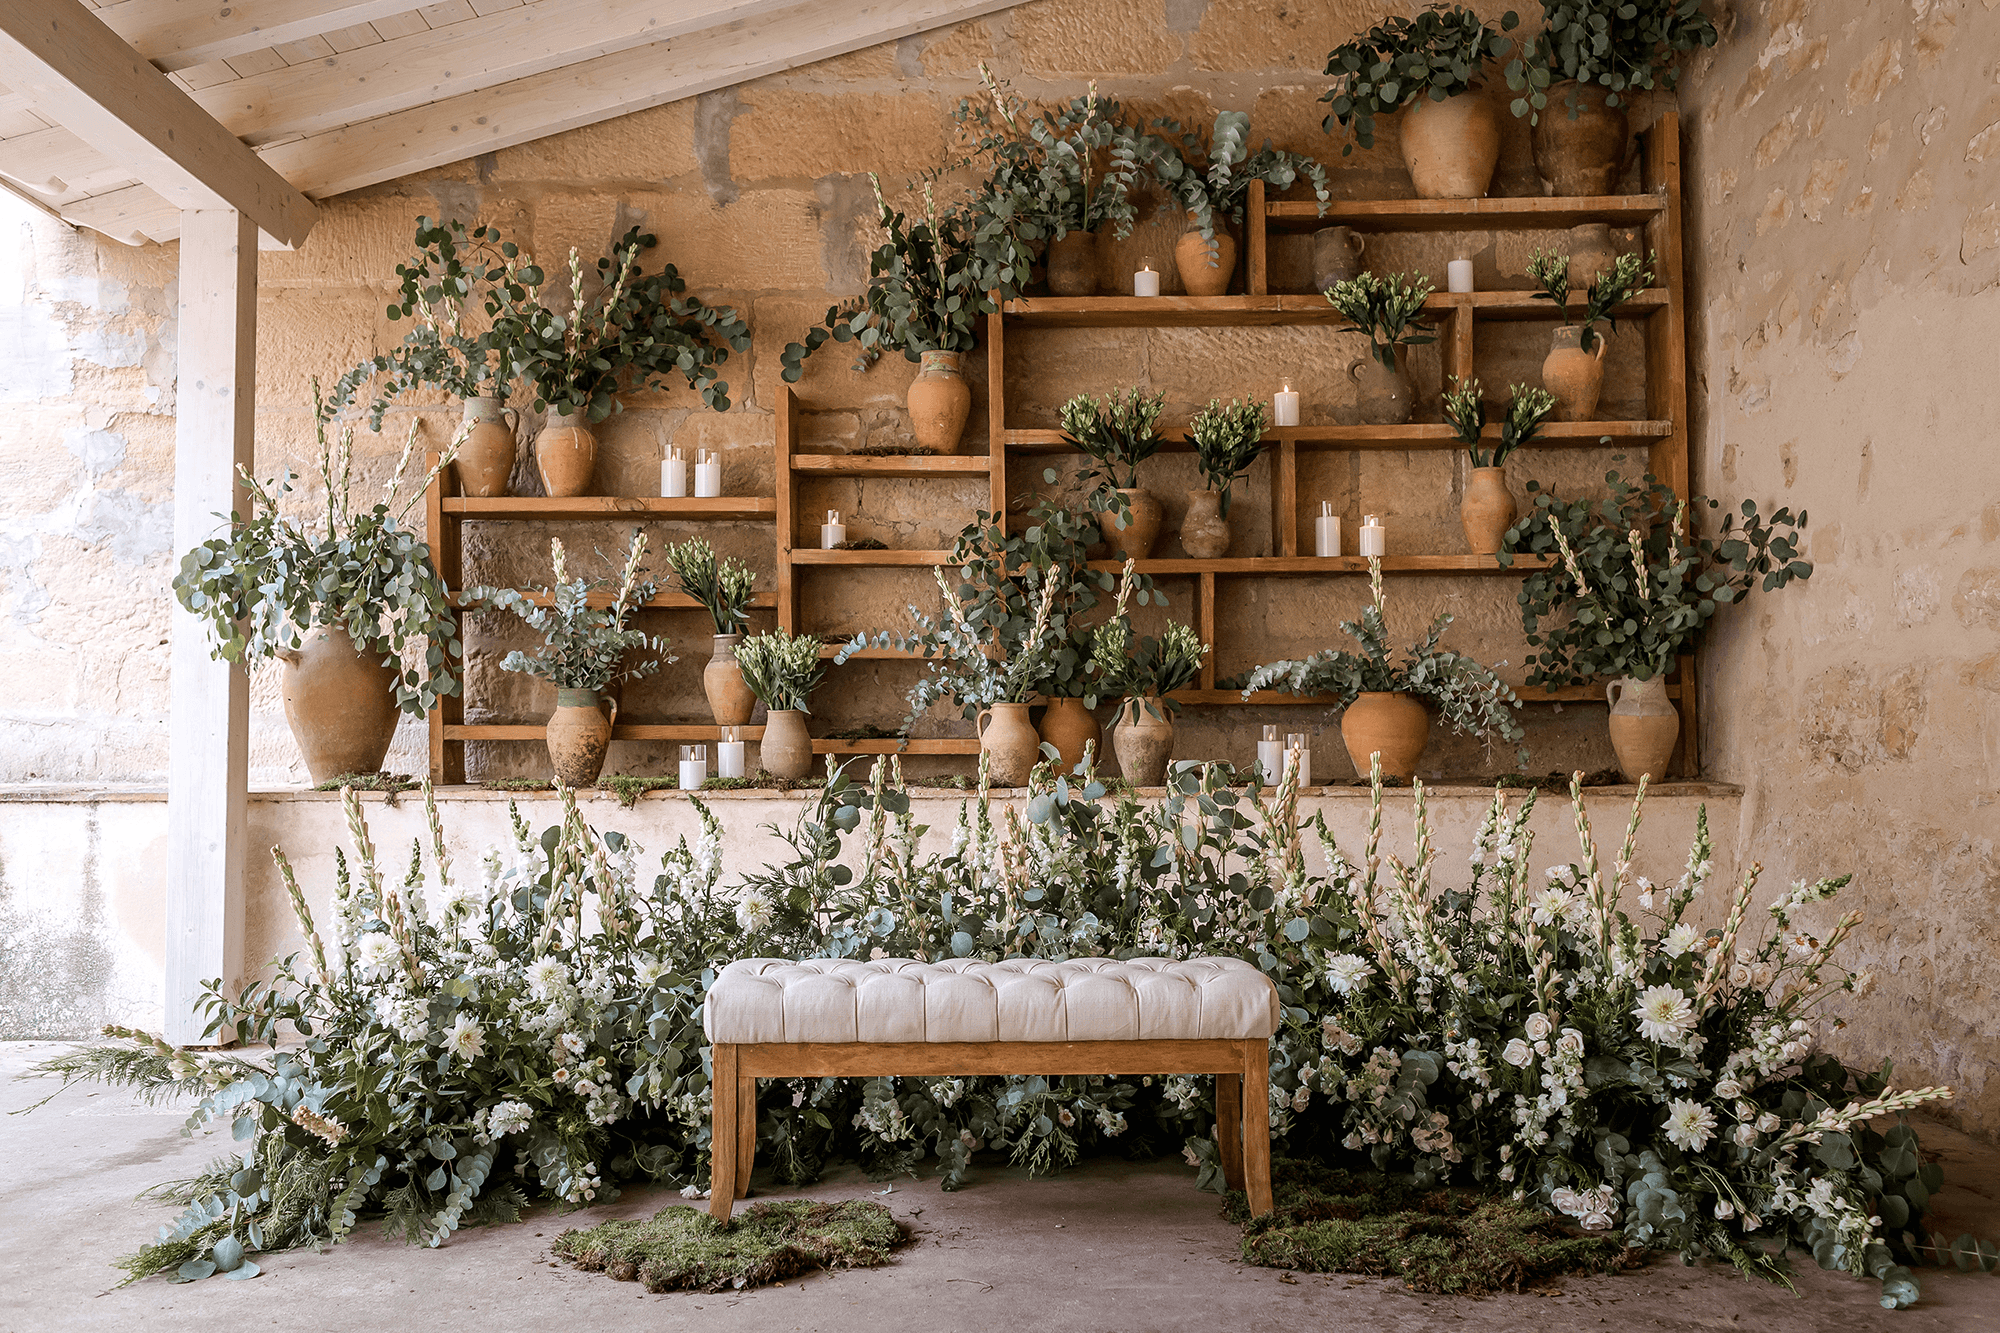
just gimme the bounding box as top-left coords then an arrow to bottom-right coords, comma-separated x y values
164,208 -> 255,1046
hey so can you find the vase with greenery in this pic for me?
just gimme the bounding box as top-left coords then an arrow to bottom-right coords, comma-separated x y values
1085,562 -> 1207,786
735,629 -> 826,780
172,389 -> 463,784
1182,398 -> 1268,559
1321,4 -> 1520,198
472,533 -> 670,786
1243,557 -> 1525,778
1528,247 -> 1656,420
1133,112 -> 1330,295
1444,376 -> 1557,554
1062,386 -> 1168,560
661,537 -> 760,727
1326,271 -> 1436,425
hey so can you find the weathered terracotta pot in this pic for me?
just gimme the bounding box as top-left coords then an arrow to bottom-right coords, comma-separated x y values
1174,212 -> 1236,296
1565,222 -> 1621,293
1311,226 -> 1367,292
1400,89 -> 1502,199
760,709 -> 814,779
1113,698 -> 1174,787
276,625 -> 401,784
1606,675 -> 1679,782
536,416 -> 597,497
546,688 -> 615,787
1340,691 -> 1430,781
1350,352 -> 1416,425
1461,466 -> 1517,555
454,396 -> 519,498
1531,81 -> 1630,197
1037,697 -> 1102,775
1103,487 -> 1163,561
907,350 -> 971,455
1046,230 -> 1098,296
1181,488 -> 1231,559
977,701 -> 1042,787
1542,324 -> 1608,421
703,633 -> 755,727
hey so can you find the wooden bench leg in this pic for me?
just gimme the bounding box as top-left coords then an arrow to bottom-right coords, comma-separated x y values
736,1075 -> 755,1199
1216,1071 -> 1244,1192
709,1044 -> 737,1222
1241,1040 -> 1273,1217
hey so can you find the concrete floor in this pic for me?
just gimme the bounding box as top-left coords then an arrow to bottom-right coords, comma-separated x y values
5,1042 -> 2000,1333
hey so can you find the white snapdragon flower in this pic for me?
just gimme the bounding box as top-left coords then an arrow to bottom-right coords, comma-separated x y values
1661,923 -> 1699,957
1663,1097 -> 1718,1152
1634,984 -> 1696,1045
1635,876 -> 1655,908
1324,953 -> 1376,996
1501,1038 -> 1533,1067
352,931 -> 400,980
445,1013 -> 487,1061
487,1099 -> 533,1138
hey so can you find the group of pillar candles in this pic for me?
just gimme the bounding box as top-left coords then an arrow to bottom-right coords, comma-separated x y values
661,447 -> 723,498
679,730 -> 747,786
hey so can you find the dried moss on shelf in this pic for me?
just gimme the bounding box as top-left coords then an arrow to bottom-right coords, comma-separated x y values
313,772 -> 420,802
553,1199 -> 910,1293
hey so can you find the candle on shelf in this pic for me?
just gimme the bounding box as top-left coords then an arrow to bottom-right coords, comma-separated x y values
1315,502 -> 1342,558
1257,724 -> 1285,785
1134,263 -> 1161,297
678,744 -> 708,791
661,447 -> 688,498
1286,733 -> 1313,788
1273,381 -> 1301,428
1358,514 -> 1386,557
1447,258 -> 1475,294
694,449 -> 722,497
821,509 -> 847,550
716,727 -> 746,779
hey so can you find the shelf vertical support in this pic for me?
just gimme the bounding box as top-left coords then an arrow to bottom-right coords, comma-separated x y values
1642,112 -> 1696,777
423,453 -> 463,784
986,306 -> 1007,520
1272,440 -> 1297,556
1198,571 -> 1217,690
776,386 -> 798,632
1247,179 -> 1267,297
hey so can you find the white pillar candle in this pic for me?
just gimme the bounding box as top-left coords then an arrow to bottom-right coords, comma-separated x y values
1447,258 -> 1475,294
662,448 -> 688,497
1286,734 -> 1313,788
1358,514 -> 1386,558
1273,382 -> 1300,428
679,745 -> 708,791
717,728 -> 746,778
1257,725 -> 1284,784
693,450 -> 721,498
1134,265 -> 1160,297
1315,503 -> 1342,558
821,509 -> 847,550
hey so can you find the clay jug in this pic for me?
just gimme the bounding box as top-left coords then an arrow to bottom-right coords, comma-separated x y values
760,709 -> 814,779
977,701 -> 1043,787
1565,223 -> 1621,293
546,688 -> 615,787
1311,226 -> 1367,292
1174,212 -> 1237,296
1349,352 -> 1416,425
1113,697 -> 1175,787
1046,230 -> 1098,297
276,625 -> 401,784
1037,697 -> 1102,776
1460,466 -> 1516,555
1606,676 -> 1678,783
1104,487 -> 1163,561
1181,488 -> 1231,559
907,350 -> 971,455
536,413 -> 597,497
1400,89 -> 1502,199
1542,325 -> 1608,422
703,633 -> 756,727
1340,691 -> 1430,781
455,396 -> 519,498
1531,82 -> 1630,197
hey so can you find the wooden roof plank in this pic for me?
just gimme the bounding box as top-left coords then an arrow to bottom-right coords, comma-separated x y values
92,0 -> 428,73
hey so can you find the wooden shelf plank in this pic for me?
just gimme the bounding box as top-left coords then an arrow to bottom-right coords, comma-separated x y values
790,454 -> 994,477
450,591 -> 781,611
1264,194 -> 1668,233
1084,555 -> 1554,576
1000,290 -> 1668,327
819,644 -> 922,660
444,496 -> 776,520
814,738 -> 979,755
445,724 -> 768,742
789,549 -> 956,567
1171,683 -> 1677,706
1003,421 -> 1671,453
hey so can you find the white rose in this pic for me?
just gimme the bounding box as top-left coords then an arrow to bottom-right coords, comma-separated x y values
1502,1038 -> 1533,1067
1524,1012 -> 1554,1041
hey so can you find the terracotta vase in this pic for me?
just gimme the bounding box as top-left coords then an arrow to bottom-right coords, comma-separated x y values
1399,89 -> 1502,199
1174,212 -> 1237,296
454,395 -> 518,498
1038,697 -> 1102,776
1349,352 -> 1416,425
275,625 -> 401,784
1046,230 -> 1098,296
1340,692 -> 1430,781
703,633 -> 755,727
536,415 -> 597,497
1311,226 -> 1367,292
1531,81 -> 1630,197
907,350 -> 971,455
1103,487 -> 1163,561
546,688 -> 615,787
1565,222 -> 1621,292
977,701 -> 1043,787
1606,675 -> 1679,782
760,709 -> 814,779
1181,488 -> 1231,559
1113,697 -> 1174,787
1542,325 -> 1608,422
1460,466 -> 1517,555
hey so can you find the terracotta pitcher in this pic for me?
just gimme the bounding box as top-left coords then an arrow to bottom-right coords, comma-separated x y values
1340,692 -> 1430,780
1046,230 -> 1098,296
1037,698 -> 1102,775
1181,488 -> 1231,559
907,350 -> 971,454
760,709 -> 814,779
1311,226 -> 1367,292
546,688 -> 615,787
1103,487 -> 1163,561
977,701 -> 1043,787
1113,697 -> 1174,787
1460,466 -> 1516,555
1349,353 -> 1416,425
455,395 -> 519,498
703,633 -> 756,727
1174,213 -> 1236,297
1565,223 -> 1621,292
1606,675 -> 1678,782
1542,325 -> 1608,421
276,625 -> 401,784
536,414 -> 597,497
1400,89 -> 1502,199
1531,82 -> 1630,197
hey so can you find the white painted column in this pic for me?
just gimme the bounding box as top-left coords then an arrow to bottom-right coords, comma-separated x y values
164,208 -> 255,1046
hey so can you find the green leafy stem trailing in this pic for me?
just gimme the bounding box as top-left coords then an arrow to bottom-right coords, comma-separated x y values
1444,376 -> 1557,469
472,531 -> 671,694
1528,246 -> 1658,353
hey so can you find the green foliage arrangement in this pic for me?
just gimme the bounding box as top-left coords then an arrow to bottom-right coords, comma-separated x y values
1498,471 -> 1812,685
1187,398 -> 1269,517
734,629 -> 827,714
1528,247 -> 1657,352
1243,558 -> 1527,762
1062,385 -> 1166,493
1134,112 -> 1330,257
473,533 -> 671,693
1505,0 -> 1719,123
1088,562 -> 1209,719
659,537 -> 757,636
1320,4 -> 1521,152
171,391 -> 463,717
1444,376 -> 1557,468
1325,271 -> 1437,370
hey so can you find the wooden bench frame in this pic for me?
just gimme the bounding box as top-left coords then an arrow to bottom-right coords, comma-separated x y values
708,1037 -> 1273,1222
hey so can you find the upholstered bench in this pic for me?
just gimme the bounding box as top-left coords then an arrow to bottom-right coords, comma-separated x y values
702,956 -> 1279,1221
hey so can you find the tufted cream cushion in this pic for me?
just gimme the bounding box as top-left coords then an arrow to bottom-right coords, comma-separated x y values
703,956 -> 1279,1044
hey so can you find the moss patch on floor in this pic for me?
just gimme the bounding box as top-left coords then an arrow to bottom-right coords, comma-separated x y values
552,1200 -> 910,1293
1227,1159 -> 1646,1294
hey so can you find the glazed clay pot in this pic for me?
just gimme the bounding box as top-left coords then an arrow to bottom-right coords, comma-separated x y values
1046,230 -> 1098,297
1349,353 -> 1416,426
1531,81 -> 1630,197
1542,325 -> 1608,421
276,625 -> 400,784
1038,697 -> 1102,776
454,396 -> 519,498
546,688 -> 615,787
760,709 -> 814,779
907,350 -> 971,455
1113,698 -> 1175,787
1606,675 -> 1679,782
1181,488 -> 1231,559
1340,691 -> 1430,781
1103,487 -> 1163,561
1400,89 -> 1502,199
1565,222 -> 1621,293
1174,213 -> 1237,296
536,415 -> 597,497
703,633 -> 756,727
977,701 -> 1042,787
1311,226 -> 1367,292
1460,466 -> 1517,555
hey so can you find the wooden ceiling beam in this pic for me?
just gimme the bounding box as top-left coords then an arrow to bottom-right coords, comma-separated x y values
92,0 -> 428,73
